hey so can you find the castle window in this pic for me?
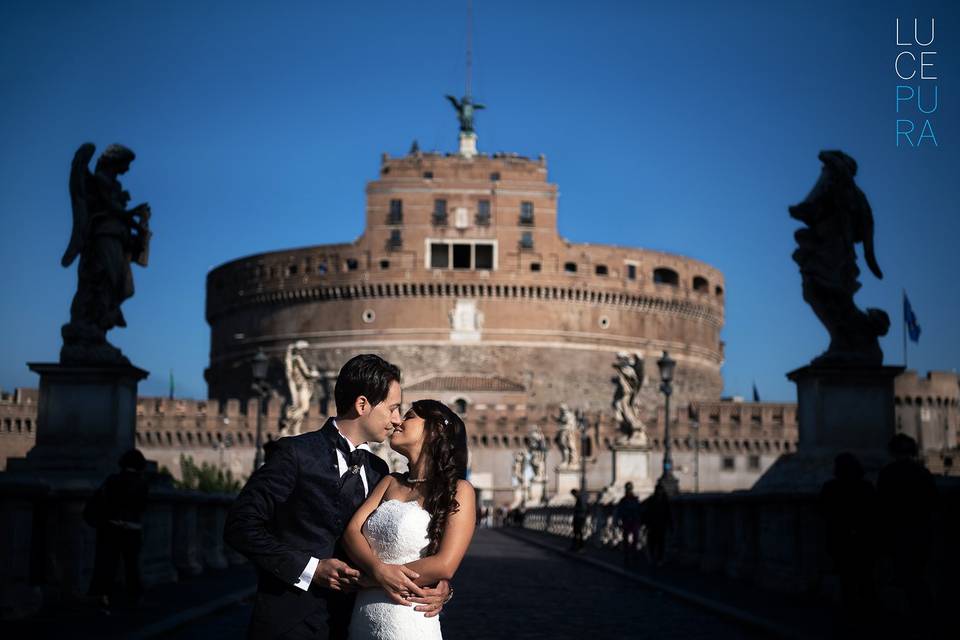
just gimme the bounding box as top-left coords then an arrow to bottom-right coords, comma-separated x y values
595,264 -> 608,276
433,199 -> 447,225
530,262 -> 541,272
722,456 -> 736,471
454,398 -> 468,414
379,259 -> 390,270
653,267 -> 679,286
715,285 -> 724,296
475,244 -> 494,270
564,262 -> 577,273
748,455 -> 761,470
430,243 -> 449,269
519,201 -> 534,226
490,172 -> 500,181
346,259 -> 359,271
287,264 -> 298,276
626,264 -> 637,280
389,229 -> 402,249
453,244 -> 471,269
423,171 -> 433,179
693,276 -> 709,292
428,240 -> 497,271
317,262 -> 328,275
520,232 -> 534,250
388,199 -> 403,224
476,200 -> 491,226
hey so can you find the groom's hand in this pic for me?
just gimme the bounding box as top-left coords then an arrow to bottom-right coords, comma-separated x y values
410,579 -> 451,618
312,558 -> 361,591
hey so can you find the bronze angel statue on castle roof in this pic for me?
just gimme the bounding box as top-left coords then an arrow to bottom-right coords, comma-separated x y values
60,143 -> 151,365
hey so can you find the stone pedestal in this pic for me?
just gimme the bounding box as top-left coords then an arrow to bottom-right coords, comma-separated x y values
549,467 -> 581,505
527,478 -> 548,506
6,363 -> 148,480
0,361 -> 152,613
554,467 -> 580,495
458,132 -> 477,158
753,364 -> 904,492
611,446 -> 654,489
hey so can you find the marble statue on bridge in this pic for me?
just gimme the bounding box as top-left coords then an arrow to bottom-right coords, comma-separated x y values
789,150 -> 890,365
61,143 -> 151,365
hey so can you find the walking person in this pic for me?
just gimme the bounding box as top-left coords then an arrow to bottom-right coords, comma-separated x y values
615,482 -> 642,567
818,452 -> 879,632
86,449 -> 150,611
570,489 -> 587,552
641,483 -> 672,567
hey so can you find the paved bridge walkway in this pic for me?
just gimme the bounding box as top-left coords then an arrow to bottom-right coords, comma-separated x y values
163,529 -> 773,639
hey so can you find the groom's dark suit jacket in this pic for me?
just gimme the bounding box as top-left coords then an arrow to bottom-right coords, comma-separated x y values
224,418 -> 389,639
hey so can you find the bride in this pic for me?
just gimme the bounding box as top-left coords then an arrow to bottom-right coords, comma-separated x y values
343,399 -> 475,640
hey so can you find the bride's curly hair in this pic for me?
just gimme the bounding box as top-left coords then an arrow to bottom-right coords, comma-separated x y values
411,399 -> 468,555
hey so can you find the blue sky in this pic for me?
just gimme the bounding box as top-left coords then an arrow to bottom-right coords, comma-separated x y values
1,1 -> 957,401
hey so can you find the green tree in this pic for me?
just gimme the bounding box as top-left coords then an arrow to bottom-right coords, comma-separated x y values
174,454 -> 244,494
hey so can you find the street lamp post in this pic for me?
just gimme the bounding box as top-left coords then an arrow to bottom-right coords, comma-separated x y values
576,408 -> 588,497
657,351 -> 680,496
689,406 -> 700,493
251,348 -> 269,472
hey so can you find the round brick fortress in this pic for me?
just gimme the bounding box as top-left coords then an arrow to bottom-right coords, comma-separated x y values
205,150 -> 726,423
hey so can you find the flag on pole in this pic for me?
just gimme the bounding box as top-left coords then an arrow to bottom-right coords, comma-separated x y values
904,293 -> 921,343
752,381 -> 760,403
169,369 -> 175,400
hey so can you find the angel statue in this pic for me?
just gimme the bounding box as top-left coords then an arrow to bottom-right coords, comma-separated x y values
61,143 -> 151,365
555,404 -> 580,469
789,150 -> 890,365
279,340 -> 321,437
445,94 -> 485,134
612,352 -> 649,446
527,426 -> 547,481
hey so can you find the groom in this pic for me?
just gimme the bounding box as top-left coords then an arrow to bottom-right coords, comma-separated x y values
225,354 -> 448,639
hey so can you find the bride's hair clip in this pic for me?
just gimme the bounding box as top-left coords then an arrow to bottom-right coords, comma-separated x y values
443,418 -> 450,426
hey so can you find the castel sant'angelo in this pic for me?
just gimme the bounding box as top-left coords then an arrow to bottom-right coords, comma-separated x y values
199,97 -> 800,502
3,96 -> 957,503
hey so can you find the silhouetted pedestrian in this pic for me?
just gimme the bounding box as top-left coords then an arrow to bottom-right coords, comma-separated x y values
818,452 -> 878,631
877,434 -> 937,632
86,449 -> 149,610
615,482 -> 642,566
642,483 -> 671,567
571,488 -> 587,551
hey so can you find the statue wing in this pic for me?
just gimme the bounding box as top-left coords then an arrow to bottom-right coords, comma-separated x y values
61,143 -> 96,267
474,103 -> 486,110
633,354 -> 645,387
856,192 -> 883,280
445,95 -> 461,111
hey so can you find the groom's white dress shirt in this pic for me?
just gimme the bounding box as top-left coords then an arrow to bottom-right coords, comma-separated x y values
294,419 -> 371,591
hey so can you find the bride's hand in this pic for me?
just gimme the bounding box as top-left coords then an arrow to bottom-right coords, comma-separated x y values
372,562 -> 426,605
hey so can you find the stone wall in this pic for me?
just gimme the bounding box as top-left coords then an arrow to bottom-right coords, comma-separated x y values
0,479 -> 243,620
893,370 -> 960,473
2,387 -> 799,495
204,150 -> 726,410
522,479 -> 960,612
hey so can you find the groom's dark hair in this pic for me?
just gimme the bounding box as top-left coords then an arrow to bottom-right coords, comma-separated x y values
334,354 -> 401,417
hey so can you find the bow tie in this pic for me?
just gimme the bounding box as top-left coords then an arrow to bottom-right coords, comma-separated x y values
334,433 -> 365,470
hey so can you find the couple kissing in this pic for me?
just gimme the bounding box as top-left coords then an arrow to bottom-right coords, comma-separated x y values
225,354 -> 475,639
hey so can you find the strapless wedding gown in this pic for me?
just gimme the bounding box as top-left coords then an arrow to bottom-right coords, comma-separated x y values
348,499 -> 442,640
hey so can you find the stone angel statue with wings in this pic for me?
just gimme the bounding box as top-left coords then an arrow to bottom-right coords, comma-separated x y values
61,143 -> 151,365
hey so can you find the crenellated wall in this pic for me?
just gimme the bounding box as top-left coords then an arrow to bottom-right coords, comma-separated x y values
203,150 -> 726,418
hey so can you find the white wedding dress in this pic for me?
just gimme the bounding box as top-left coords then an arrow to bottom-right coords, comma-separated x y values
348,499 -> 442,640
